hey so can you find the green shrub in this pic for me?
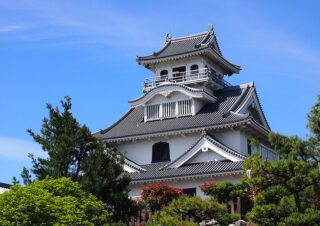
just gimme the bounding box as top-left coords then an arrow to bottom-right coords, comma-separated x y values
0,177 -> 113,225
149,196 -> 239,226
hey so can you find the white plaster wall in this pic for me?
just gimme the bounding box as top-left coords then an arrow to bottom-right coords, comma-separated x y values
146,92 -> 190,105
0,187 -> 9,194
214,130 -> 242,153
116,133 -> 201,165
188,149 -> 225,164
129,174 -> 242,199
154,56 -> 206,77
193,99 -> 205,115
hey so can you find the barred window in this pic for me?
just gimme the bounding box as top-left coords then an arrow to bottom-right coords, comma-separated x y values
178,99 -> 192,116
162,102 -> 176,118
146,104 -> 160,120
146,99 -> 192,121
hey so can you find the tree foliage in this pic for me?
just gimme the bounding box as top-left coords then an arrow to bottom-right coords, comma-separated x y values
200,181 -> 252,203
149,196 -> 239,226
24,96 -> 132,221
0,177 -> 113,225
244,95 -> 320,225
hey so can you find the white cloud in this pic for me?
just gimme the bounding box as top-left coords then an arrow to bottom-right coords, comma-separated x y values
0,136 -> 46,161
0,25 -> 25,33
0,1 -> 160,47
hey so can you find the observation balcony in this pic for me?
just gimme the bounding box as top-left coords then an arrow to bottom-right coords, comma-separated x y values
143,68 -> 231,91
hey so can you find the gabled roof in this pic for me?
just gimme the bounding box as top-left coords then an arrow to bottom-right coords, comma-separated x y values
136,26 -> 241,75
130,161 -> 243,183
124,157 -> 147,172
96,82 -> 270,142
228,82 -> 270,130
161,133 -> 246,169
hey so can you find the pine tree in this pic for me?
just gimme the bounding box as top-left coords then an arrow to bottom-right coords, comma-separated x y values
24,96 -> 133,221
244,95 -> 320,225
21,167 -> 32,186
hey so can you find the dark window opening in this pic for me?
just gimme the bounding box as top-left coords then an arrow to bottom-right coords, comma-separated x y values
183,188 -> 196,197
247,139 -> 252,155
152,142 -> 170,163
160,70 -> 168,80
190,64 -> 199,74
172,66 -> 186,81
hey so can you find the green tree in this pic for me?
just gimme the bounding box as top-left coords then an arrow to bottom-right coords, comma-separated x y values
21,167 -> 32,186
149,196 -> 239,226
24,96 -> 132,221
0,177 -> 113,225
244,95 -> 320,225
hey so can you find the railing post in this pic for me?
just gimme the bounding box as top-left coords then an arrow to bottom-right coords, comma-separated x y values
230,199 -> 235,214
237,197 -> 241,216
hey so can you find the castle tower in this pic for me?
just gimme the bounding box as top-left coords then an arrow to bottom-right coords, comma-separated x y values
96,26 -> 277,198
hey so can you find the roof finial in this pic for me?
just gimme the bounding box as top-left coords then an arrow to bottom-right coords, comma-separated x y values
165,32 -> 171,40
164,32 -> 171,46
208,24 -> 213,32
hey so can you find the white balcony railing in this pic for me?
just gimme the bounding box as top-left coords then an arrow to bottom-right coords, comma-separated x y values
143,68 -> 231,89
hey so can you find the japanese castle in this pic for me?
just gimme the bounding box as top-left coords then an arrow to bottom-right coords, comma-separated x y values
96,25 -> 277,198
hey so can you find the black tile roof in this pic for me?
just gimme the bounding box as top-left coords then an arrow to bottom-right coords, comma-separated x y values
136,28 -> 241,74
137,32 -> 215,61
0,182 -> 12,189
130,160 -> 243,182
97,85 -> 252,141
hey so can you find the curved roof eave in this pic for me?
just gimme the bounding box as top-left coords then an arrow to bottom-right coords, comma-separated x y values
137,47 -> 241,75
129,83 -> 217,107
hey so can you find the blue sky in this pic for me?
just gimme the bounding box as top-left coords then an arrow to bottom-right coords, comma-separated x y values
0,0 -> 319,184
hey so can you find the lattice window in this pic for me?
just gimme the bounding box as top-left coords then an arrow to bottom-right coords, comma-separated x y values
178,99 -> 192,116
162,102 -> 176,118
146,104 -> 160,120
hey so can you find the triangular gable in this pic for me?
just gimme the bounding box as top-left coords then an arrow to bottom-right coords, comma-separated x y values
229,82 -> 270,130
161,133 -> 245,169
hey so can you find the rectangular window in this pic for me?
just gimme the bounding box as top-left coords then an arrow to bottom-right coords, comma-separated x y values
183,188 -> 196,197
162,102 -> 176,118
178,99 -> 192,116
146,104 -> 160,120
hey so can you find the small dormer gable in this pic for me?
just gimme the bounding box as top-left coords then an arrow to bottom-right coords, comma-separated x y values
233,82 -> 270,130
129,84 -> 217,122
160,133 -> 245,170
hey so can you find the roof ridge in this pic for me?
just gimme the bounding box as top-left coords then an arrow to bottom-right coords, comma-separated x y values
252,87 -> 271,130
224,83 -> 252,116
125,157 -> 147,172
129,83 -> 207,104
99,108 -> 135,135
170,31 -> 209,42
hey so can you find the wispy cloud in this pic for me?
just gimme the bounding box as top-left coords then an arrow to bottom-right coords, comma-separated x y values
0,136 -> 46,161
0,1 -> 160,48
0,25 -> 25,33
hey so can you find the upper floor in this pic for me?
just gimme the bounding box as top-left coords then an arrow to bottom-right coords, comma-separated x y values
136,25 -> 241,92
